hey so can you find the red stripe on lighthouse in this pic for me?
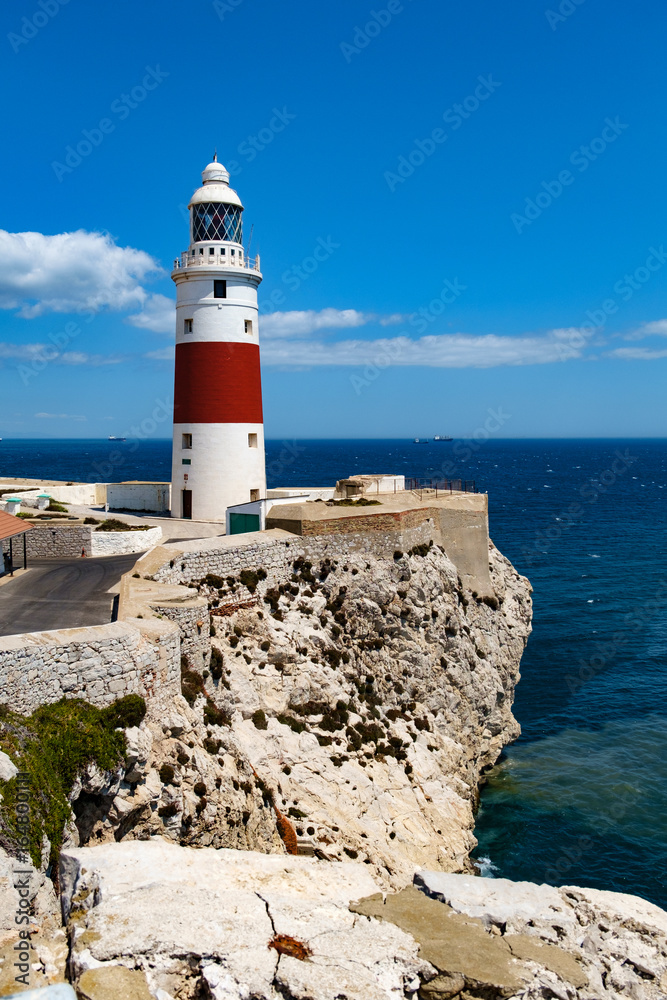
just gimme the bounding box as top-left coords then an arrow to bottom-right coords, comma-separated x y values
173,342 -> 263,423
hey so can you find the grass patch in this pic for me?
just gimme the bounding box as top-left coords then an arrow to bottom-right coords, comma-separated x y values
0,695 -> 145,870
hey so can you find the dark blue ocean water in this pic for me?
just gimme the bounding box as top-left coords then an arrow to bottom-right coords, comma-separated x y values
1,438 -> 666,908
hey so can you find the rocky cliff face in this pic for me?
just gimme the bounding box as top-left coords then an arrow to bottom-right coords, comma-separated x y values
70,539 -> 531,888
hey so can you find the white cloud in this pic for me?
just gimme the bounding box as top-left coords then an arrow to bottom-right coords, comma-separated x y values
0,342 -> 48,360
378,314 -> 407,326
0,229 -> 161,318
0,342 -> 122,366
260,308 -> 371,339
127,293 -> 175,334
35,412 -> 86,421
59,351 -> 123,366
144,347 -> 175,361
261,329 -> 585,368
624,319 -> 667,341
608,346 -> 667,360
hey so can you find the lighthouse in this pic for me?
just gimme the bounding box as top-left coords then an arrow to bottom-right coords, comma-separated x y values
170,157 -> 266,521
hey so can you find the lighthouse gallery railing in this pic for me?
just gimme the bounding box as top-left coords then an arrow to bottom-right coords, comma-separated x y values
173,252 -> 261,272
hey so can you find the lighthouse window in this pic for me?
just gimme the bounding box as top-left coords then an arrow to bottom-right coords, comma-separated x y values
191,203 -> 242,243
184,318 -> 193,334
209,247 -> 215,255
182,459 -> 191,466
248,433 -> 258,448
182,433 -> 192,450
244,320 -> 253,335
214,280 -> 227,299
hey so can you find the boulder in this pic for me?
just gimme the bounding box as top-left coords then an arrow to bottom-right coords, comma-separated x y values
0,750 -> 18,782
61,839 -> 428,1000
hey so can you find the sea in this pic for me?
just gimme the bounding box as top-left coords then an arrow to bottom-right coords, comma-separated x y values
1,437 -> 666,909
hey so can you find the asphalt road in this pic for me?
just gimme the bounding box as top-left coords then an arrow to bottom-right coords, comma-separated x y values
0,555 -> 139,637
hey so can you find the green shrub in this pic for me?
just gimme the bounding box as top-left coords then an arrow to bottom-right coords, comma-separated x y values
101,694 -> 146,730
264,588 -> 280,611
94,518 -> 150,532
159,764 -> 175,784
0,697 -> 131,868
194,781 -> 206,797
204,702 -> 230,727
251,709 -> 268,730
181,667 -> 206,706
408,542 -> 432,558
203,574 -> 225,588
239,569 -> 259,592
210,647 -> 224,680
47,499 -> 68,512
277,714 -> 306,734
157,802 -> 179,818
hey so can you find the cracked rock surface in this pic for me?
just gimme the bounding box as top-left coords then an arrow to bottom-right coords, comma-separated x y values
60,839 -> 428,1000
60,840 -> 667,1000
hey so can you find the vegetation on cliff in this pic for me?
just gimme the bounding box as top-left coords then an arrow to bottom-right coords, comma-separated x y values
0,694 -> 145,869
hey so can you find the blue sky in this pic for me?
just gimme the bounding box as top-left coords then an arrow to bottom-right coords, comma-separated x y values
1,0 -> 666,439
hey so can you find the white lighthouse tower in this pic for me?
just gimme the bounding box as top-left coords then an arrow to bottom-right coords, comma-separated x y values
170,157 -> 266,521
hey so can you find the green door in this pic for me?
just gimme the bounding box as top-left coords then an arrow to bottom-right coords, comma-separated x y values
229,512 -> 260,535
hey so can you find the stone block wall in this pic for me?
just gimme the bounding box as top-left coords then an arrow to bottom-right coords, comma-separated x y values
151,521 -> 440,590
0,620 -> 180,716
150,602 -> 211,672
90,526 -> 162,557
25,525 -> 93,559
107,483 -> 170,512
22,524 -> 161,559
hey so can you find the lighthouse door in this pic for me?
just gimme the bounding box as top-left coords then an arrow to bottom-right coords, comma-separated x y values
182,489 -> 192,519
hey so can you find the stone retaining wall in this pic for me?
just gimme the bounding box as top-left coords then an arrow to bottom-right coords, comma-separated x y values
267,506 -> 440,537
150,603 -> 211,672
150,521 -> 437,590
90,526 -> 162,557
22,524 -> 161,559
25,524 -> 92,559
0,619 -> 180,715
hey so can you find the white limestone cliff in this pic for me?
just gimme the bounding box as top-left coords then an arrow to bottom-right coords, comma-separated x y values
70,540 -> 532,888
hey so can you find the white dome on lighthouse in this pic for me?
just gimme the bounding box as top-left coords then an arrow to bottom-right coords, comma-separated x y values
189,154 -> 243,209
202,156 -> 230,185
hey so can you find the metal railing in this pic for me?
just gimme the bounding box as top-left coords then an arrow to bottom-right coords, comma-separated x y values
173,251 -> 261,272
405,477 -> 477,498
